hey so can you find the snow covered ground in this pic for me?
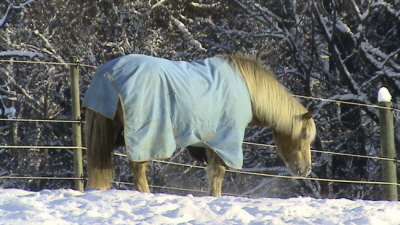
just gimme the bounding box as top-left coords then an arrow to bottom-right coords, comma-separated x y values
0,188 -> 399,225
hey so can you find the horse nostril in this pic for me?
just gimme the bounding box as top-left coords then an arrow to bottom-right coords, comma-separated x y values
303,166 -> 312,177
288,162 -> 312,177
292,166 -> 311,177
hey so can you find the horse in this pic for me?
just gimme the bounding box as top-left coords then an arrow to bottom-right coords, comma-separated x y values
83,54 -> 316,197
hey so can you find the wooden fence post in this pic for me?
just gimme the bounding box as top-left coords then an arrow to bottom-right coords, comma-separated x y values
9,94 -> 18,146
378,87 -> 398,201
69,57 -> 84,191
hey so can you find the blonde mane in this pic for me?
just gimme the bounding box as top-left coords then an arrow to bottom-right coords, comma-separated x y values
223,54 -> 316,140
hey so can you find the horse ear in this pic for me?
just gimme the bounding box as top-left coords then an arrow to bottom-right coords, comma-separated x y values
302,111 -> 314,120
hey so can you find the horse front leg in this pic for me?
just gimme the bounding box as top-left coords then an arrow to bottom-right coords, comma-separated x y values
206,149 -> 226,197
129,161 -> 150,193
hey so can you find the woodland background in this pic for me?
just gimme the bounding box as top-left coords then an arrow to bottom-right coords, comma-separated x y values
0,0 -> 399,200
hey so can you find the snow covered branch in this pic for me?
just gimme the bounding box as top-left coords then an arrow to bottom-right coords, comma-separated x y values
0,50 -> 44,59
0,67 -> 42,115
360,42 -> 400,71
151,0 -> 167,10
171,16 -> 206,51
32,30 -> 66,66
0,0 -> 36,27
315,92 -> 377,117
190,2 -> 220,9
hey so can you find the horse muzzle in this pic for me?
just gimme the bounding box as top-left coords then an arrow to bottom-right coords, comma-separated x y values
288,162 -> 312,177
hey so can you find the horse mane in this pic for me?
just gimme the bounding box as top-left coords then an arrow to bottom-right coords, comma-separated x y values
222,54 -> 316,140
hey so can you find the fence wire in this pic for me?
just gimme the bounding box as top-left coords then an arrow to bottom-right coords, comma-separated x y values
0,140 -> 398,163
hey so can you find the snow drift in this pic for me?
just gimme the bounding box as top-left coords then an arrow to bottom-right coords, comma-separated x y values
0,189 -> 399,224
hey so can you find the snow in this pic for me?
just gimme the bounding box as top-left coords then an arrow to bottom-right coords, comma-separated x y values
0,189 -> 400,225
4,106 -> 16,119
378,87 -> 392,103
0,50 -> 44,59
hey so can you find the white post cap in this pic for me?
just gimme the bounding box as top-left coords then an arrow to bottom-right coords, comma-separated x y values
378,87 -> 392,103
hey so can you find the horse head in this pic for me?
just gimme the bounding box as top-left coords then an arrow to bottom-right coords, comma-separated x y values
273,111 -> 316,177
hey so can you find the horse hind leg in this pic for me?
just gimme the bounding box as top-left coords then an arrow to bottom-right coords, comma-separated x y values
206,149 -> 226,197
129,161 -> 150,193
85,109 -> 117,190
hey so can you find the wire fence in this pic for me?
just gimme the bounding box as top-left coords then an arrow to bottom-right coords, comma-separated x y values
0,138 -> 398,162
0,58 -> 399,197
1,116 -> 398,194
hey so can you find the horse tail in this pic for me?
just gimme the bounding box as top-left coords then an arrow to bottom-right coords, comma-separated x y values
85,106 -> 122,190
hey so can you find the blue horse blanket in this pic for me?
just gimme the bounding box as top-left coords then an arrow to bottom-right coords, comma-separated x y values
82,54 -> 252,168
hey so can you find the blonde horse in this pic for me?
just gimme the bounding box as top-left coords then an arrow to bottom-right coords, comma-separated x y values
84,54 -> 316,197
